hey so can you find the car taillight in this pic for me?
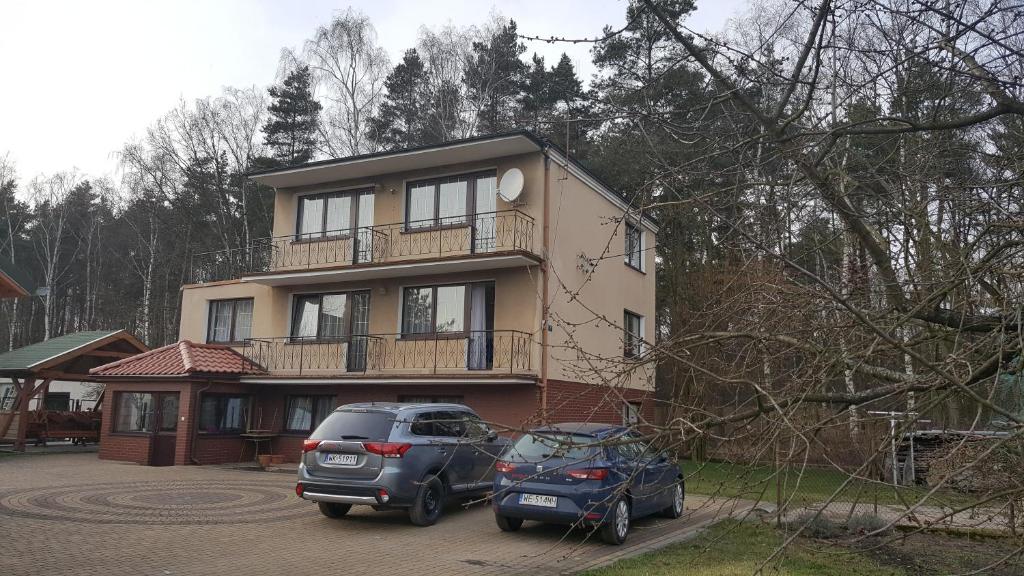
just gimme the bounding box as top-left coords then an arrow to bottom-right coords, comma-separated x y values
567,468 -> 609,480
363,442 -> 412,458
495,461 -> 515,473
302,439 -> 322,453
295,483 -> 304,496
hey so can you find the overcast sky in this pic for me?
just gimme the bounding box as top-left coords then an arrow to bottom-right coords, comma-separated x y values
0,0 -> 744,183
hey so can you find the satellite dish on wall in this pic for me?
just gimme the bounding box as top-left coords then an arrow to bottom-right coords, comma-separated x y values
498,168 -> 525,203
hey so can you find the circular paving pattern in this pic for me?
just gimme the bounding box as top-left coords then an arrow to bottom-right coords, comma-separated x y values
0,480 -> 312,525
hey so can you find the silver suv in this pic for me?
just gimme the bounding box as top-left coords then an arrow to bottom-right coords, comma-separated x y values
295,402 -> 507,526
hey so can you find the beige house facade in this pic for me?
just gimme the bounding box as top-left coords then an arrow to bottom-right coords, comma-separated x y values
97,132 -> 657,465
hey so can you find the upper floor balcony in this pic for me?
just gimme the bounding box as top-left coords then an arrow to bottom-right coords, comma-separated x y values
237,330 -> 535,378
190,210 -> 538,285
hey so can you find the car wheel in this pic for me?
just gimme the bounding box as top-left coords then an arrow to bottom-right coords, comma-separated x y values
318,502 -> 351,518
495,513 -> 523,532
409,474 -> 445,526
661,482 -> 684,518
600,498 -> 630,545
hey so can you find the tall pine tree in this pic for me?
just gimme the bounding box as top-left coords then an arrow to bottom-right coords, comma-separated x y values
464,20 -> 527,134
262,66 -> 321,166
369,49 -> 428,150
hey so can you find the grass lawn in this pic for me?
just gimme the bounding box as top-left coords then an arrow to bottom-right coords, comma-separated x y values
584,520 -> 904,576
681,459 -> 972,508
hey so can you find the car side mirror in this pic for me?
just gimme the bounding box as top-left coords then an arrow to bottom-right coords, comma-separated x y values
486,430 -> 498,442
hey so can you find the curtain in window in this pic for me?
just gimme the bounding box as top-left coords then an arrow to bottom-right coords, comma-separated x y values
232,300 -> 253,341
435,286 -> 465,332
286,396 -> 314,431
300,196 -> 324,238
325,195 -> 351,236
438,179 -> 467,224
468,284 -> 490,369
407,183 -> 434,228
355,192 -> 375,263
199,396 -> 249,433
318,294 -> 348,339
474,175 -> 497,252
402,288 -> 434,334
210,301 -> 234,342
292,296 -> 319,338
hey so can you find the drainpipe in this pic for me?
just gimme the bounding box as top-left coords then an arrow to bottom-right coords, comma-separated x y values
189,380 -> 213,465
540,152 -> 551,419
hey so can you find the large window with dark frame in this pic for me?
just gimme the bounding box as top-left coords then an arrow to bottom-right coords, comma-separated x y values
401,282 -> 495,369
198,395 -> 250,434
624,310 -> 643,358
296,189 -> 374,240
114,392 -> 153,433
404,171 -> 497,233
283,395 -> 335,433
207,298 -> 253,344
624,221 -> 643,270
290,291 -> 370,340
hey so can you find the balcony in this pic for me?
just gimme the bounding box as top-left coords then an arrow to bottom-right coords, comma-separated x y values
238,330 -> 534,377
190,210 -> 537,284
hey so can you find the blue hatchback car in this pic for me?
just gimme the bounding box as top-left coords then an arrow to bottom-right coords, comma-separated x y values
491,423 -> 684,544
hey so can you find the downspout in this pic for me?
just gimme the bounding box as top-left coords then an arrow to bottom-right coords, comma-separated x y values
541,152 -> 551,419
189,379 -> 213,465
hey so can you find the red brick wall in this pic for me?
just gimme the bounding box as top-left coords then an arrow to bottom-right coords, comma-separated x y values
99,381 -> 192,465
545,379 -> 653,425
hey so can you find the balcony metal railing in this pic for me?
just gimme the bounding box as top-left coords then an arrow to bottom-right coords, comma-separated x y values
191,210 -> 536,284
239,330 -> 534,376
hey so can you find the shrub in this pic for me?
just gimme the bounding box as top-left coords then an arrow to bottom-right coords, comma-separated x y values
789,510 -> 844,539
848,513 -> 890,536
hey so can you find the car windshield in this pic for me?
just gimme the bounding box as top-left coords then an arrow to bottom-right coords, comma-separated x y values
311,410 -> 395,441
506,433 -> 600,462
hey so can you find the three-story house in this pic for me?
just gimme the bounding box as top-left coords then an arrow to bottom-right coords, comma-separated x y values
94,131 -> 657,466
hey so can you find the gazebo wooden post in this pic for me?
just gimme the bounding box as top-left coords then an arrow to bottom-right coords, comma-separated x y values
12,377 -> 50,452
13,376 -> 35,451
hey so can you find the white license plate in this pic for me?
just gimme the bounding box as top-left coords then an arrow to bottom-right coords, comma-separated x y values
519,493 -> 557,507
323,453 -> 358,465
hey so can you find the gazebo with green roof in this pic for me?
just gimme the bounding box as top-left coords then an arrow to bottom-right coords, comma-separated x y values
0,330 -> 148,451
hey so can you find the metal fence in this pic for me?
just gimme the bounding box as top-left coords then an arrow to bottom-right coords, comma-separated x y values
191,210 -> 536,284
240,330 -> 534,376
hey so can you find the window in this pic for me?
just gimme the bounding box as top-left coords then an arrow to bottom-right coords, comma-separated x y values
625,221 -> 643,270
114,392 -> 154,433
297,190 -> 373,240
198,395 -> 250,434
401,284 -> 471,335
207,298 -> 253,344
410,411 -> 466,437
284,395 -> 335,433
624,311 -> 643,358
405,171 -> 496,230
290,291 -> 370,340
623,401 -> 641,426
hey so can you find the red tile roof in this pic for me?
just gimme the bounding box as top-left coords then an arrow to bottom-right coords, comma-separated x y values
90,340 -> 265,377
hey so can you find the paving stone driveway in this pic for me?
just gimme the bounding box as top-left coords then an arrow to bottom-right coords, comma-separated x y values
0,454 -> 735,576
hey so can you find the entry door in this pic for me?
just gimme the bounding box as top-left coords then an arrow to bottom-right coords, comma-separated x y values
150,393 -> 180,466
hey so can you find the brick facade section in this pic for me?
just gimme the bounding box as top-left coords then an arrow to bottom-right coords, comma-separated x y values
545,379 -> 654,425
100,378 -> 653,466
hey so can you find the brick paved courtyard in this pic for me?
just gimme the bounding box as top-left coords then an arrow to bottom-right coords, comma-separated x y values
0,453 -> 736,576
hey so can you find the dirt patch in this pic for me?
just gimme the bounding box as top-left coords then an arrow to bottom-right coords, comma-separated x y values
849,531 -> 1024,575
